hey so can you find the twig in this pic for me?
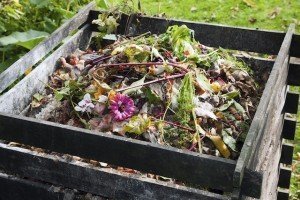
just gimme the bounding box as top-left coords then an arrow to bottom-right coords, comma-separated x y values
163,120 -> 195,132
115,73 -> 186,92
85,54 -> 113,66
96,62 -> 189,72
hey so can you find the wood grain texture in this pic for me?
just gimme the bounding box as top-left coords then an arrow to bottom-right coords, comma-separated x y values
0,112 -> 236,192
233,24 -> 295,199
0,25 -> 92,114
0,1 -> 96,94
0,172 -> 76,200
0,143 -> 228,200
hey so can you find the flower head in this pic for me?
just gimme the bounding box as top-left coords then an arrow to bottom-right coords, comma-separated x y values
109,93 -> 135,121
75,93 -> 95,113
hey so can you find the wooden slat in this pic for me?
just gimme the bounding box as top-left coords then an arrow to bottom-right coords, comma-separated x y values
282,116 -> 297,140
240,169 -> 263,198
0,112 -> 236,192
232,24 -> 295,199
278,165 -> 292,189
291,34 -> 300,57
0,112 -> 262,197
0,25 -> 92,114
0,143 -> 228,200
93,12 -> 288,55
0,172 -> 77,200
284,91 -> 300,114
277,188 -> 289,200
280,143 -> 294,165
287,63 -> 300,86
0,1 -> 96,93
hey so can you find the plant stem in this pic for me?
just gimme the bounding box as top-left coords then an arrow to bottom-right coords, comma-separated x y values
112,31 -> 151,47
96,62 -> 189,72
86,54 -> 113,66
163,120 -> 195,132
151,116 -> 195,132
116,73 -> 186,92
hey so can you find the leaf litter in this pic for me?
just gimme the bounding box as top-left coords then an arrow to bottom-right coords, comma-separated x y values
25,21 -> 266,188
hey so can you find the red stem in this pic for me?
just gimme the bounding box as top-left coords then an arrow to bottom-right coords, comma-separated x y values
163,120 -> 195,132
115,73 -> 186,92
96,62 -> 189,72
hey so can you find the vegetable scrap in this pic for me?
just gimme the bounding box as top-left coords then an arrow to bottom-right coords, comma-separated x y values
27,24 -> 262,160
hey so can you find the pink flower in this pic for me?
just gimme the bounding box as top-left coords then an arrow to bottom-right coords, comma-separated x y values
109,93 -> 135,121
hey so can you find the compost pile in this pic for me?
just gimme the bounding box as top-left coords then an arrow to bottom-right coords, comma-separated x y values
28,25 -> 260,160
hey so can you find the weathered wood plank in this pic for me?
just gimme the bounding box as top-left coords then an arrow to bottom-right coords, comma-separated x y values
0,25 -> 92,114
0,1 -> 96,94
291,34 -> 300,57
0,143 -> 228,200
233,24 -> 294,198
278,165 -> 292,189
284,91 -> 300,114
277,188 -> 289,200
282,116 -> 297,140
240,169 -> 262,198
0,112 -> 236,192
287,63 -> 300,86
0,172 -> 76,200
89,11 -> 290,56
280,143 -> 294,165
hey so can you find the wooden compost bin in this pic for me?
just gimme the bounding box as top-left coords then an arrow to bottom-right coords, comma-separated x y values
0,2 -> 299,200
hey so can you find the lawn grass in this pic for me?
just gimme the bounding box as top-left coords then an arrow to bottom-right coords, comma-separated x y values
110,0 -> 300,197
112,0 -> 300,32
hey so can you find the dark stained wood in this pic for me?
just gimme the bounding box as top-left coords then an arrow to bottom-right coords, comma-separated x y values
0,112 -> 236,192
0,172 -> 76,200
284,91 -> 300,114
291,34 -> 300,57
280,143 -> 294,165
240,169 -> 262,198
282,116 -> 297,140
278,166 -> 292,189
277,188 -> 289,200
100,13 -> 287,55
233,24 -> 295,198
287,63 -> 300,86
0,2 -> 96,94
0,143 -> 228,200
0,25 -> 92,114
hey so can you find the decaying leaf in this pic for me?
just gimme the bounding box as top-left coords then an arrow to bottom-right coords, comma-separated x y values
207,135 -> 231,158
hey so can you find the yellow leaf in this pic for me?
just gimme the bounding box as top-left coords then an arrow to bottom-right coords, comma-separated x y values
242,0 -> 256,8
25,67 -> 32,76
207,135 -> 231,158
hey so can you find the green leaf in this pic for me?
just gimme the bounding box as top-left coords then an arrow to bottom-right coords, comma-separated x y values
54,91 -> 64,101
33,93 -> 44,101
0,30 -> 49,50
30,0 -> 50,8
218,100 -> 234,111
142,87 -> 162,103
123,114 -> 151,135
54,87 -> 70,101
96,0 -> 109,9
221,90 -> 240,100
222,129 -> 237,151
123,76 -> 146,95
195,71 -> 213,92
